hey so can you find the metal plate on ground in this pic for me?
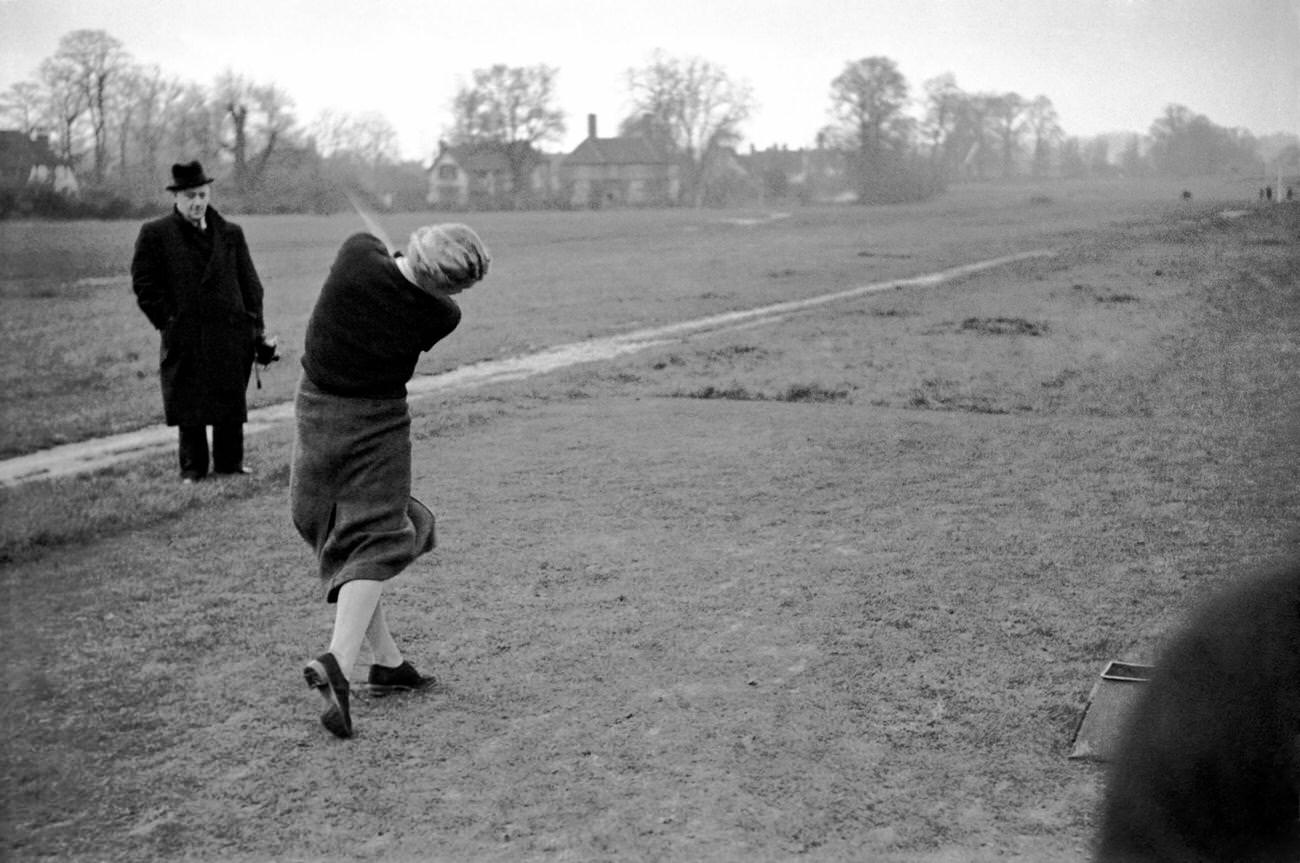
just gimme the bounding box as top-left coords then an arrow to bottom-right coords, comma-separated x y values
1069,661 -> 1154,761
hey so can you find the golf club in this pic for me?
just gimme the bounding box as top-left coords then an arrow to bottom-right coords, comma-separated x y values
342,188 -> 394,250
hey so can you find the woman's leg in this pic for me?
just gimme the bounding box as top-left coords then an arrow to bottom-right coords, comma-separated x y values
364,602 -> 404,669
364,601 -> 435,693
328,579 -> 385,674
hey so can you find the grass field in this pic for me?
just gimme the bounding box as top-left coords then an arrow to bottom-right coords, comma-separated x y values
2,177 -> 1298,861
0,177 -> 1243,459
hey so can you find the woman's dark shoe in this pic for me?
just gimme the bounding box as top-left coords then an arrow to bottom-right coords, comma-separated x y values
304,652 -> 352,738
367,660 -> 436,696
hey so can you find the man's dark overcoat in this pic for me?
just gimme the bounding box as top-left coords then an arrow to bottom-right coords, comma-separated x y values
131,206 -> 264,426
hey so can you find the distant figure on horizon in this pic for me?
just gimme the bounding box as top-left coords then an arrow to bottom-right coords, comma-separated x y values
131,160 -> 276,482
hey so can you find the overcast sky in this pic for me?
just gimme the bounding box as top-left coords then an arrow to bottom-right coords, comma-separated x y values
2,0 -> 1297,162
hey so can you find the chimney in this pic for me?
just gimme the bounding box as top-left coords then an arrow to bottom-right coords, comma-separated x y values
588,114 -> 597,140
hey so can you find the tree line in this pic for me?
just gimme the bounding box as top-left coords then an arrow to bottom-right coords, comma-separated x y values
1,29 -> 1290,218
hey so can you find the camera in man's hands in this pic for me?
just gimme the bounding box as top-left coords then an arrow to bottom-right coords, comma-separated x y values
255,333 -> 280,366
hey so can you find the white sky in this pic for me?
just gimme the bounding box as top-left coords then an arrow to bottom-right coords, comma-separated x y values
2,0 -> 1297,163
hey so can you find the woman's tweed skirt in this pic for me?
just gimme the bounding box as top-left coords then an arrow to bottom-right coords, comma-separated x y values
291,375 -> 436,603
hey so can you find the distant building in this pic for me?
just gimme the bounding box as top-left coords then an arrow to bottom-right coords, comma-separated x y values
427,142 -> 512,209
426,141 -> 561,209
563,115 -> 680,208
425,115 -> 684,211
0,130 -> 78,195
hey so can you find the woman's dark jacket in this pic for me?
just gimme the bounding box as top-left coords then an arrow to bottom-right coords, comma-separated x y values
131,206 -> 265,426
301,233 -> 461,398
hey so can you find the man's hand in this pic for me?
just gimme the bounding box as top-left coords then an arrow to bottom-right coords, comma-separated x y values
255,334 -> 280,365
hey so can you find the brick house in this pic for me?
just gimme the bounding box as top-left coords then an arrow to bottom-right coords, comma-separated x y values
0,130 -> 79,195
563,115 -> 680,208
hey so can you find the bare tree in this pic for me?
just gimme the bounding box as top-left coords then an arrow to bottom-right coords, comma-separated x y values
167,82 -> 220,168
110,63 -> 146,187
350,114 -> 399,169
448,64 -> 565,207
447,87 -> 491,144
214,71 -> 296,192
37,54 -> 88,166
312,109 -> 400,204
828,56 -> 912,201
625,50 -> 754,207
449,64 -> 565,146
312,109 -> 398,166
114,64 -> 190,192
952,93 -> 997,180
921,73 -> 964,176
50,29 -> 129,183
214,71 -> 252,188
0,81 -> 46,133
250,82 -> 296,182
310,109 -> 350,157
1023,95 -> 1062,178
987,92 -> 1027,178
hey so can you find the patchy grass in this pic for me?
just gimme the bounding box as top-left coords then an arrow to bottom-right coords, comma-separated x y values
2,189 -> 1297,862
1072,283 -> 1140,304
908,378 -> 1029,414
0,440 -> 292,564
960,317 -> 1050,337
677,382 -> 851,403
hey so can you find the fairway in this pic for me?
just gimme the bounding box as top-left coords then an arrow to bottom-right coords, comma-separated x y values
2,180 -> 1298,861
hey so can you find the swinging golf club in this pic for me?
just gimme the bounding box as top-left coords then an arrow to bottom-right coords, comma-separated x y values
342,188 -> 394,250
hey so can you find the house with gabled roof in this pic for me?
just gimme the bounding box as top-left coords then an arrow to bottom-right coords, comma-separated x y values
563,115 -> 680,208
0,130 -> 78,195
427,140 -> 563,210
427,142 -> 513,209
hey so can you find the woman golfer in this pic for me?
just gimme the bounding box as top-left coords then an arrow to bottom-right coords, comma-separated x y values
293,223 -> 489,739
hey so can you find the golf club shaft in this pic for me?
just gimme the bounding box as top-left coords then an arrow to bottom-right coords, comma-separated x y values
343,189 -> 393,250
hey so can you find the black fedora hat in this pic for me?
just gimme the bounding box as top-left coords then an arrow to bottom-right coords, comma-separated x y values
166,160 -> 214,191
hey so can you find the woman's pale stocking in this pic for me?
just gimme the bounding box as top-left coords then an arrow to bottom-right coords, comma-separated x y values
328,579 -> 385,674
365,603 -> 404,669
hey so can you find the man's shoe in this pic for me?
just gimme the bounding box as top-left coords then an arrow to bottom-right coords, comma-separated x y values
367,661 -> 436,696
304,652 -> 352,738
214,466 -> 253,476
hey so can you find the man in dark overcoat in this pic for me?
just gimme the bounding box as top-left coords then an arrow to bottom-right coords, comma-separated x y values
131,161 -> 267,481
